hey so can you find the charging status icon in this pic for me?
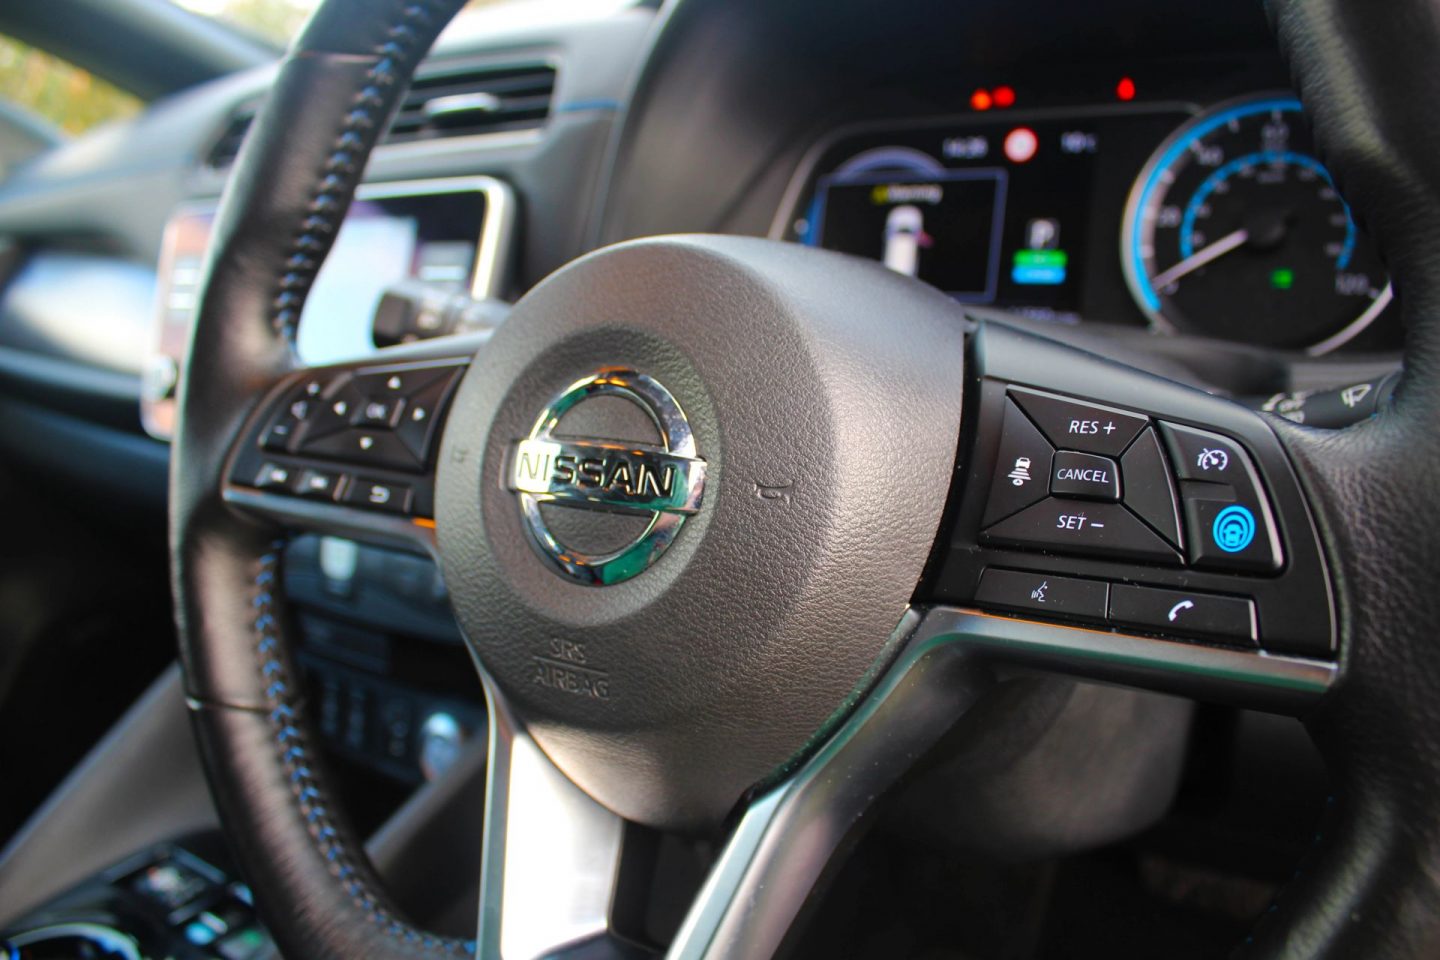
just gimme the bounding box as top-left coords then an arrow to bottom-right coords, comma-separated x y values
1212,505 -> 1257,553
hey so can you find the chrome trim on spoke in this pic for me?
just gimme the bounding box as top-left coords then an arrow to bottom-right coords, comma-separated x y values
666,605 -> 1335,959
221,487 -> 439,559
475,676 -> 624,960
919,607 -> 1336,713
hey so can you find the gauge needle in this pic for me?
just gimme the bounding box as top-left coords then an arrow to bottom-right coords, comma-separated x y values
1150,228 -> 1249,290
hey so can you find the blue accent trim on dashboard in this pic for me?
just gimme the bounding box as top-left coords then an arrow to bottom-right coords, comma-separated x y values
1177,150 -> 1356,269
1130,97 -> 1302,311
553,98 -> 621,114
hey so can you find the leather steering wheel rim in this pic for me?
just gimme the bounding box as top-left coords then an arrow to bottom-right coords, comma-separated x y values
169,0 -> 1440,957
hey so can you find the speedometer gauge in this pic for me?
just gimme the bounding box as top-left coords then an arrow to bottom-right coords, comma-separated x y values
1122,95 -> 1391,353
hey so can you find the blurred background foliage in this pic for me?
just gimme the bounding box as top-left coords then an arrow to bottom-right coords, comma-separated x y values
0,0 -> 507,137
0,36 -> 141,135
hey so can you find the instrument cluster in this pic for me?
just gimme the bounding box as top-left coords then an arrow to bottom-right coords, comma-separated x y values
776,90 -> 1397,355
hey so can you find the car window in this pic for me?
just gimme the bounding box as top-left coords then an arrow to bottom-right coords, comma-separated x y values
169,0 -> 538,47
0,35 -> 142,136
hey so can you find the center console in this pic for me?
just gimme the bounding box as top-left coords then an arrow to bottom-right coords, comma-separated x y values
1,838 -> 272,960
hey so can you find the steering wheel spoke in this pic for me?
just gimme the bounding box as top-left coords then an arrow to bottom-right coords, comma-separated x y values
474,682 -> 627,960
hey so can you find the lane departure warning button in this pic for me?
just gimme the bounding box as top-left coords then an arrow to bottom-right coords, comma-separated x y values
1009,388 -> 1148,457
982,399 -> 1055,526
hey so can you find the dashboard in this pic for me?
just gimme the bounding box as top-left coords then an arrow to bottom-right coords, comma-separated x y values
776,91 -> 1397,355
0,0 -> 1407,797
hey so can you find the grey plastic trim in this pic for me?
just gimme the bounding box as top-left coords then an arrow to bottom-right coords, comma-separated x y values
474,674 -> 624,960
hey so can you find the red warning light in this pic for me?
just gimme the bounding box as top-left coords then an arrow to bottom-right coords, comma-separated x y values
1004,127 -> 1039,163
1116,76 -> 1137,102
993,86 -> 1016,108
970,88 -> 993,111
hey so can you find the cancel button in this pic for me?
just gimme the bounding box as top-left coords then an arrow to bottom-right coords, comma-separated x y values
1050,450 -> 1121,501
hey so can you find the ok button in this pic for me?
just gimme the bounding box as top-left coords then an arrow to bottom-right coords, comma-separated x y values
1050,450 -> 1121,501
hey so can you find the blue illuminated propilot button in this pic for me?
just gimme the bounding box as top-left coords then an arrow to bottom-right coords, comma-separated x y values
1212,504 -> 1257,553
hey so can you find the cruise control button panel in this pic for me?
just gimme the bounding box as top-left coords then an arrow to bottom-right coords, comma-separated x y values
228,358 -> 467,520
1161,423 -> 1283,573
938,330 -> 1332,660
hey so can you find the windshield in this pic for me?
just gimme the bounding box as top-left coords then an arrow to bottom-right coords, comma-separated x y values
169,0 -> 511,46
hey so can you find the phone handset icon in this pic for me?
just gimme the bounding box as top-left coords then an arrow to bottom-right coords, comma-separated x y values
1167,600 -> 1196,622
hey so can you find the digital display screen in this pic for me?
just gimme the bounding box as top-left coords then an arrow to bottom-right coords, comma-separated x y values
145,186 -> 488,439
812,171 -> 1007,302
795,109 -> 1189,323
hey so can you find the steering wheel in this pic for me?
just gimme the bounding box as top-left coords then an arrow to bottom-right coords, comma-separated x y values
170,0 -> 1440,956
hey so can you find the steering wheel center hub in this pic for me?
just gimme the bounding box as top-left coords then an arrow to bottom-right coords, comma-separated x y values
435,236 -> 965,828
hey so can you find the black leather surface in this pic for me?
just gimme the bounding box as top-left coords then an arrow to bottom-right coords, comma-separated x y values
170,2 -> 471,957
436,236 -> 967,831
1239,2 -> 1440,957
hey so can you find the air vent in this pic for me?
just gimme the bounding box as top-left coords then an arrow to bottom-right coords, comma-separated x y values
385,61 -> 557,143
202,61 -> 555,169
204,104 -> 257,169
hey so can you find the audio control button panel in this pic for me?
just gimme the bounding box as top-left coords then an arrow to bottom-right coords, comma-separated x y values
228,357 -> 468,520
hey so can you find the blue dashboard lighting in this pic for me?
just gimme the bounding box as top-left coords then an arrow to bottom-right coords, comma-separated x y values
1129,97 -> 1304,311
1212,505 -> 1257,553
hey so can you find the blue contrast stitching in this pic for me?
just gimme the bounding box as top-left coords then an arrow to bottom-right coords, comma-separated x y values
270,2 -> 447,345
253,544 -> 475,954
249,2 -> 479,950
